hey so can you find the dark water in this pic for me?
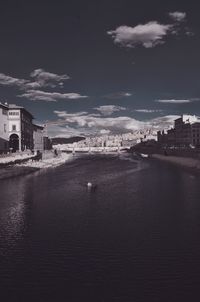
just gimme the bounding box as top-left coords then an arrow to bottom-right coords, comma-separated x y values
0,154 -> 200,302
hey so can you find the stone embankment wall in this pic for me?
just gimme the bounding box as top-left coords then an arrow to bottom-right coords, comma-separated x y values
151,154 -> 200,171
0,166 -> 39,180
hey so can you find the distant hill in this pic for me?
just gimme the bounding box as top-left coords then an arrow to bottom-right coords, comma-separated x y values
51,136 -> 85,145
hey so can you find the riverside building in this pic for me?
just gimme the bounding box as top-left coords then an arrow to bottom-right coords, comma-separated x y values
0,102 -> 46,153
157,115 -> 200,148
0,103 -> 9,152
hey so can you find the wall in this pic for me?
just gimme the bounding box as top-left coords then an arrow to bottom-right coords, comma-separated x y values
0,107 -> 9,152
33,129 -> 44,152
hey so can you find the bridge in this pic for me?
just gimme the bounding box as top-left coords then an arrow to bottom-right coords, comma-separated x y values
57,146 -> 131,153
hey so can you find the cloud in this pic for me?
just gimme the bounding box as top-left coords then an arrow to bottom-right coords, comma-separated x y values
0,69 -> 70,90
51,110 -> 180,137
156,99 -> 192,104
46,124 -> 86,138
54,110 -> 143,131
47,113 -> 184,137
18,90 -> 88,102
169,11 -> 186,22
148,115 -> 179,129
94,105 -> 126,116
135,109 -> 163,113
107,21 -> 173,48
0,73 -> 29,88
104,92 -> 132,99
29,69 -> 70,88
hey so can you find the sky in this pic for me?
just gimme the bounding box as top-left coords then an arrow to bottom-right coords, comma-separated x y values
0,0 -> 200,137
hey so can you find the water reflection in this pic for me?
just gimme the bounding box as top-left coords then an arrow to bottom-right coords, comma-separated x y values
0,156 -> 200,301
0,176 -> 30,255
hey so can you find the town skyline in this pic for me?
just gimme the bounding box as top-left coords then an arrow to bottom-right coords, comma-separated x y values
0,0 -> 200,137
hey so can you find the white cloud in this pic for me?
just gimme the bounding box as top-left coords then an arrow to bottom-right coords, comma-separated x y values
94,105 -> 126,116
156,99 -> 191,104
51,110 -> 180,137
148,115 -> 179,129
0,73 -> 28,88
0,69 -> 70,90
46,124 -> 86,138
107,21 -> 172,48
18,90 -> 88,102
104,91 -> 132,99
135,109 -> 163,113
30,69 -> 70,88
169,11 -> 186,22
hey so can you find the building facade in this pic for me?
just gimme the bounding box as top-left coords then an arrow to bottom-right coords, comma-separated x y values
8,105 -> 34,152
0,102 -> 49,153
33,124 -> 44,152
157,115 -> 200,148
0,103 -> 9,152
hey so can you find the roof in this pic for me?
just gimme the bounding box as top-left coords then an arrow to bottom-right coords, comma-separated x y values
0,102 -> 8,110
33,124 -> 44,130
8,104 -> 34,119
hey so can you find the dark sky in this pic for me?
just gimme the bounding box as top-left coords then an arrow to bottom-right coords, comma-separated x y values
0,0 -> 200,136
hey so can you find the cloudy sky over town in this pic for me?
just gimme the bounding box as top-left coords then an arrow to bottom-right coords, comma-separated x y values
0,0 -> 199,137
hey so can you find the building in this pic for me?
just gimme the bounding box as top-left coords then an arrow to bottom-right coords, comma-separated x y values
8,104 -> 34,152
191,122 -> 200,146
33,124 -> 44,152
0,102 -> 51,153
43,136 -> 52,150
157,115 -> 200,148
0,103 -> 9,153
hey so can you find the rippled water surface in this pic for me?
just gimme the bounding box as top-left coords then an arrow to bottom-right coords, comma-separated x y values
0,154 -> 200,301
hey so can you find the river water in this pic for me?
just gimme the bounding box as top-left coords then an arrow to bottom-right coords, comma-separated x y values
0,154 -> 200,302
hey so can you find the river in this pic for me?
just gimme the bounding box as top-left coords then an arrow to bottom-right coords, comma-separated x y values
0,154 -> 200,301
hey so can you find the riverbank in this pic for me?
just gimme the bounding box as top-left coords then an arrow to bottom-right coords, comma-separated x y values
0,152 -> 36,167
0,166 -> 40,180
0,152 -> 74,180
151,154 -> 200,171
17,152 -> 73,169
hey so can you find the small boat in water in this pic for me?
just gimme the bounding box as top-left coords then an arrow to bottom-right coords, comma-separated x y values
87,182 -> 97,192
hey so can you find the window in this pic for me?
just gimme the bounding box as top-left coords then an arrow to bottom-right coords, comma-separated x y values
9,111 -> 19,116
4,124 -> 6,133
2,109 -> 7,115
12,125 -> 16,131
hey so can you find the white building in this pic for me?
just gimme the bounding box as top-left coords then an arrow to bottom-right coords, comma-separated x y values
8,104 -> 34,152
0,102 -> 47,153
0,103 -> 9,152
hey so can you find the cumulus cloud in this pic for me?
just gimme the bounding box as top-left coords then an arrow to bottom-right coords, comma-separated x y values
51,110 -> 180,137
29,69 -> 70,88
46,124 -> 87,138
156,99 -> 192,104
94,105 -> 126,116
169,11 -> 186,22
0,69 -> 70,90
108,11 -> 192,49
54,110 -> 142,131
0,73 -> 29,88
18,90 -> 88,102
107,21 -> 173,48
0,69 -> 88,102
